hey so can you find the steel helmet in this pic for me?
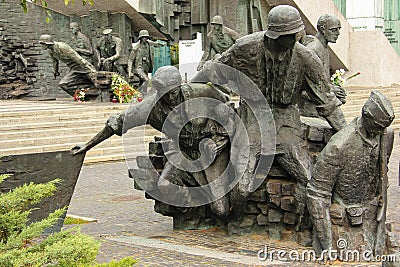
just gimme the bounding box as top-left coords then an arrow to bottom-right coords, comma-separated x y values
265,5 -> 304,39
39,34 -> 54,45
152,66 -> 182,93
138,30 -> 150,39
211,15 -> 223,25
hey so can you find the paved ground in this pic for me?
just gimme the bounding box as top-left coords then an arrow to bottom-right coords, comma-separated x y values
66,135 -> 400,266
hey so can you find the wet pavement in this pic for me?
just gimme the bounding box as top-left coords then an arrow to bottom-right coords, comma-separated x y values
66,135 -> 400,266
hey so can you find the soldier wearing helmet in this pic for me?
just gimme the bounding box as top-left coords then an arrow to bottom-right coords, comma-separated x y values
39,34 -> 96,97
128,29 -> 163,87
72,66 -> 233,217
307,91 -> 394,255
193,5 -> 347,226
95,28 -> 125,75
197,15 -> 241,71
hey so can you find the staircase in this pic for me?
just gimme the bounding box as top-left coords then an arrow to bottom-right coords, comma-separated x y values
0,86 -> 398,165
341,86 -> 400,131
0,100 -> 161,164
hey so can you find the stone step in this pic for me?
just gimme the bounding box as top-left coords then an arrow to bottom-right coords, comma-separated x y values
0,111 -> 123,126
0,125 -> 159,139
0,133 -> 155,149
0,102 -> 128,118
1,118 -> 107,132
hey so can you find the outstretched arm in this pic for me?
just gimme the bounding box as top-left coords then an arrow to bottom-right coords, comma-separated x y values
72,93 -> 158,154
72,113 -> 124,154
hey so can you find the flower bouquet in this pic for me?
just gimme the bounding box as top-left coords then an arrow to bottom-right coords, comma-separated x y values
110,73 -> 142,103
73,88 -> 87,102
331,69 -> 361,87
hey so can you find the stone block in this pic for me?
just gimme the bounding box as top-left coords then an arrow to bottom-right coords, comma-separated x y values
281,183 -> 294,196
257,214 -> 269,226
239,215 -> 256,229
307,126 -> 325,142
281,196 -> 297,212
257,203 -> 269,215
245,201 -> 260,214
268,194 -> 281,208
283,212 -> 297,225
268,209 -> 283,223
267,223 -> 282,240
266,180 -> 281,195
329,203 -> 345,226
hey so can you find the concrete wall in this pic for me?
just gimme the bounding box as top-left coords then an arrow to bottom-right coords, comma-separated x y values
348,30 -> 400,87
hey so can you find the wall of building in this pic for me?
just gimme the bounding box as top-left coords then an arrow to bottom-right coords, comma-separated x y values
0,0 -> 134,98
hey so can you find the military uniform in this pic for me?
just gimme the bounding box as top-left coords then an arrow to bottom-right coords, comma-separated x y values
106,82 -> 232,215
307,117 -> 394,253
49,42 -> 95,96
95,35 -> 124,74
70,31 -> 93,63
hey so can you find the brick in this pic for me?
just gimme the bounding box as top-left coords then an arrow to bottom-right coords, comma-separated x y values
268,194 -> 281,207
281,196 -> 297,212
283,212 -> 297,225
266,180 -> 281,195
281,183 -> 294,196
256,214 -> 269,226
268,209 -> 283,223
257,203 -> 269,215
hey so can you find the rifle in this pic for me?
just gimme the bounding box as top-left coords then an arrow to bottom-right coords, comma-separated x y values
375,128 -> 389,256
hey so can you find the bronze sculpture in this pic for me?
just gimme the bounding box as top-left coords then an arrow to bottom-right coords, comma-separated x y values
197,15 -> 241,71
73,66 -> 233,216
306,91 -> 395,256
69,22 -> 93,63
127,30 -> 161,87
39,34 -> 96,97
299,14 -> 347,117
95,29 -> 125,75
193,5 -> 347,226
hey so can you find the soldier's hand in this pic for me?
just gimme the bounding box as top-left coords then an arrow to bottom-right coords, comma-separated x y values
71,144 -> 88,155
332,85 -> 347,104
53,71 -> 60,79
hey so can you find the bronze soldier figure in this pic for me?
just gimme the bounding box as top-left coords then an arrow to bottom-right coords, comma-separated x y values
39,34 -> 96,97
197,15 -> 241,71
306,91 -> 394,256
127,30 -> 161,87
72,66 -> 233,217
299,14 -> 347,117
95,29 -> 125,75
193,5 -> 347,226
69,22 -> 93,63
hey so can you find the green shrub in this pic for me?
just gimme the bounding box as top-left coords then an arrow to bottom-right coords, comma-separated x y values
0,174 -> 137,267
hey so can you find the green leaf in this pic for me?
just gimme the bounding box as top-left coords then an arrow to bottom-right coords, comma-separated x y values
20,0 -> 28,13
64,0 -> 69,5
